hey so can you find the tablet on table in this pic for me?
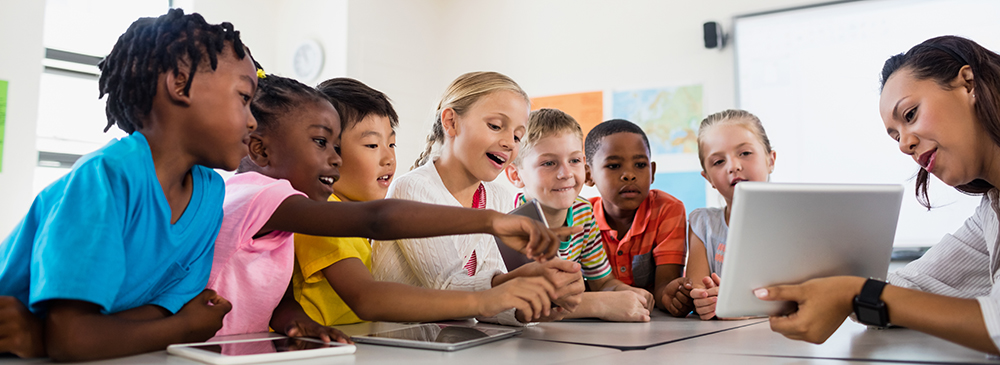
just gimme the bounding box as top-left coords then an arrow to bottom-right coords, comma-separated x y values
167,336 -> 355,364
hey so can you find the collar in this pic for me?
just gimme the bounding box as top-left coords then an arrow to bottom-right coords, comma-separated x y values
592,191 -> 655,237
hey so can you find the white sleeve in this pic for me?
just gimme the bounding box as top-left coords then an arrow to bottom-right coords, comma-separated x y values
978,296 -> 1000,350
383,176 -> 497,293
887,198 -> 993,298
888,197 -> 1000,350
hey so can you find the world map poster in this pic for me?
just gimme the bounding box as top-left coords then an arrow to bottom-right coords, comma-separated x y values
613,85 -> 705,213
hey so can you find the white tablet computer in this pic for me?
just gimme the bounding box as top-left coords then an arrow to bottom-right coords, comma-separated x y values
351,323 -> 520,351
167,336 -> 355,364
714,182 -> 904,318
495,199 -> 549,271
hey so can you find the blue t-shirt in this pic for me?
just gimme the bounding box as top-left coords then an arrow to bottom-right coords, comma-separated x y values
0,132 -> 224,315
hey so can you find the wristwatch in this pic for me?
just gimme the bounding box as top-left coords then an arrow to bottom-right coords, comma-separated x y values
853,278 -> 890,327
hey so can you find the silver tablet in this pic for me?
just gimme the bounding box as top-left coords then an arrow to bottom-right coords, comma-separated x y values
167,336 -> 355,364
351,323 -> 520,351
495,199 -> 548,271
714,182 -> 904,318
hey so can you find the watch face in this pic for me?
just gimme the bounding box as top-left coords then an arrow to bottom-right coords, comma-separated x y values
856,306 -> 881,324
293,40 -> 324,82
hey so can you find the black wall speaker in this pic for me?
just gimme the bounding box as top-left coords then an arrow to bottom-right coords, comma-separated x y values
704,21 -> 722,49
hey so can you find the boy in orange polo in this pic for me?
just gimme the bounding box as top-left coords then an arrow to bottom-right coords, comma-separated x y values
584,119 -> 693,317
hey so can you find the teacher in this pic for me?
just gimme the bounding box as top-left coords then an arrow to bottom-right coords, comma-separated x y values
756,35 -> 1000,355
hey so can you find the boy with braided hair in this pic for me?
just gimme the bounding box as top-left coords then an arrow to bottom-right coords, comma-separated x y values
0,9 -> 257,361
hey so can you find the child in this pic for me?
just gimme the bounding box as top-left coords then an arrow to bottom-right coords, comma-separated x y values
583,119 -> 689,316
686,109 -> 776,320
210,74 -> 571,337
504,108 -> 655,322
292,78 -> 565,326
0,9 -> 250,361
372,72 -> 586,325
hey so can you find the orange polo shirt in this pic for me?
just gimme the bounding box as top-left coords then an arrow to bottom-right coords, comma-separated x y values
590,189 -> 686,290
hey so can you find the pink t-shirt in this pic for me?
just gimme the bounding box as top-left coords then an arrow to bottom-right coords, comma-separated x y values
207,172 -> 305,336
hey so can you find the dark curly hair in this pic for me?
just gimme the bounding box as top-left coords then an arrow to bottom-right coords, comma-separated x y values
98,8 -> 249,134
584,119 -> 651,165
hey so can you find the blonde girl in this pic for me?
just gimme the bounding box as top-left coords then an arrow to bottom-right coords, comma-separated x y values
372,72 -> 584,325
686,109 -> 776,320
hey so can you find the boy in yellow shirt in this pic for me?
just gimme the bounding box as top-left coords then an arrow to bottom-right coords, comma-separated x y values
292,78 -> 576,325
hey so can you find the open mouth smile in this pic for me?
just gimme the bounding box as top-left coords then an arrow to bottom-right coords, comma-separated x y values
486,152 -> 508,168
319,175 -> 339,186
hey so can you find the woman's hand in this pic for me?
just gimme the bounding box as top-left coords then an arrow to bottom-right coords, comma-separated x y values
754,276 -> 864,344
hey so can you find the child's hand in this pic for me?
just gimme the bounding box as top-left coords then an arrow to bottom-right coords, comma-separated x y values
0,296 -> 45,358
177,289 -> 232,341
661,277 -> 694,317
492,214 -> 582,261
690,274 -> 722,320
537,260 -> 585,311
622,286 -> 656,313
600,291 -> 651,322
285,320 -> 353,344
482,277 -> 556,320
523,306 -> 569,323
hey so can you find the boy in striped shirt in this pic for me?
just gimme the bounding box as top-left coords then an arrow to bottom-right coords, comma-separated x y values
504,109 -> 655,322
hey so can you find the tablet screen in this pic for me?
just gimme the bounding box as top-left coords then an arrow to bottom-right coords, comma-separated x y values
188,338 -> 334,356
364,324 -> 511,344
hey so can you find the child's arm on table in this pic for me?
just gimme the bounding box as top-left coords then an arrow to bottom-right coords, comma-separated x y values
660,228 -> 715,319
325,258 -> 559,322
43,289 -> 230,362
681,229 -> 714,318
262,196 -> 579,261
589,275 -> 656,312
560,291 -> 651,322
270,283 -> 351,343
0,296 -> 44,358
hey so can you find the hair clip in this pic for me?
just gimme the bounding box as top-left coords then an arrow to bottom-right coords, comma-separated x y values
257,68 -> 266,79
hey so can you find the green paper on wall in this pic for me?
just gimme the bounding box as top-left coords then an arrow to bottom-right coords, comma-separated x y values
0,79 -> 6,173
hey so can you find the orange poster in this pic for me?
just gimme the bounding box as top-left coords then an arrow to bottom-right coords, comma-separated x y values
530,91 -> 603,137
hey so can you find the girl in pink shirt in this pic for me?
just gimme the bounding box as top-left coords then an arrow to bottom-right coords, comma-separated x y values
207,73 -> 576,340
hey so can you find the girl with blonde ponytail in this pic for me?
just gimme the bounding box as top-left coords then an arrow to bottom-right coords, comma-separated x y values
375,72 -> 585,326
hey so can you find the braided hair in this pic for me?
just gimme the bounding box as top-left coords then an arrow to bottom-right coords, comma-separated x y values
250,74 -> 330,135
98,8 -> 248,134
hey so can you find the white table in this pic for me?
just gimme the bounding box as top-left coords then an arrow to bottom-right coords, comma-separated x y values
653,319 -> 1000,364
518,311 -> 765,350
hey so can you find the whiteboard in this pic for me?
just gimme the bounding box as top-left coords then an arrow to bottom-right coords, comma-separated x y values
733,0 -> 1000,246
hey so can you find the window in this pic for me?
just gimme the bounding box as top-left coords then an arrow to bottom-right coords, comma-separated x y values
35,0 -> 172,193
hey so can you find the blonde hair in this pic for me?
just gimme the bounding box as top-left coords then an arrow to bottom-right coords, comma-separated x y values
412,71 -> 530,170
512,108 -> 584,166
696,109 -> 773,170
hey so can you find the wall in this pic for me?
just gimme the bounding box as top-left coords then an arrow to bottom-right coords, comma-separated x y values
347,0 -> 833,200
195,0 -> 348,83
0,0 -> 45,236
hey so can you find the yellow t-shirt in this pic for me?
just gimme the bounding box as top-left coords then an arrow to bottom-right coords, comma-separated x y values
292,194 -> 372,326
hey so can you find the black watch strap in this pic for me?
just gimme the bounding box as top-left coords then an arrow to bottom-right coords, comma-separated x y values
857,279 -> 887,305
853,278 -> 890,327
